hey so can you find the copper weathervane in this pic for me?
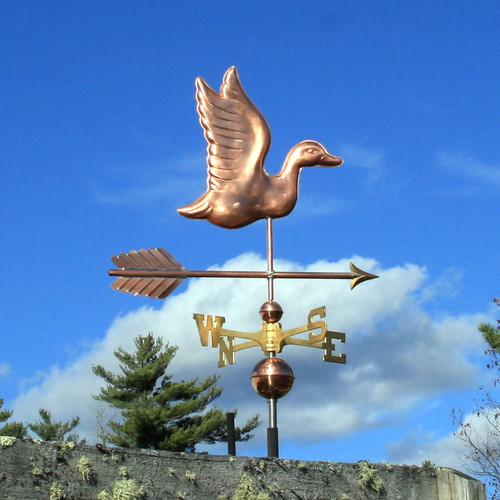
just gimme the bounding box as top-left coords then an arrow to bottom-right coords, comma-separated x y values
109,67 -> 378,458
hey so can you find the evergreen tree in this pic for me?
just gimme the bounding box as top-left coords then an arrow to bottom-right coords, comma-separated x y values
28,408 -> 80,442
92,333 -> 260,451
0,399 -> 11,424
0,399 -> 27,438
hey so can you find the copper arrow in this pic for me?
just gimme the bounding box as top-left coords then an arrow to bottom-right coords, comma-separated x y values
109,248 -> 378,299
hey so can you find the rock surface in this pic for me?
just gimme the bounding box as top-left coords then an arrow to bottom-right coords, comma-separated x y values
0,439 -> 486,499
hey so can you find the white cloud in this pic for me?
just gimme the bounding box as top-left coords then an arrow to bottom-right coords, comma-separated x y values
385,427 -> 467,469
11,253 -> 491,459
292,196 -> 352,218
90,153 -> 206,207
338,145 -> 386,182
0,363 -> 10,377
385,405 -> 498,481
419,267 -> 463,303
438,152 -> 500,189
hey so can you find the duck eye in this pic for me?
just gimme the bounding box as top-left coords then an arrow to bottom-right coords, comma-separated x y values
306,148 -> 316,154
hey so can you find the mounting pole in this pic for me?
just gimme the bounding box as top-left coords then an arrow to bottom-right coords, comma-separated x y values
226,412 -> 236,456
267,352 -> 279,458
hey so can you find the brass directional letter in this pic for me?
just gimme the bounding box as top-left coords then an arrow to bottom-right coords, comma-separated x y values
307,306 -> 327,342
193,314 -> 225,347
323,331 -> 346,364
218,337 -> 235,367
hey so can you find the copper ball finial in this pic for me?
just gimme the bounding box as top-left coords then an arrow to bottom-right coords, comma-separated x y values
259,301 -> 283,323
251,357 -> 295,399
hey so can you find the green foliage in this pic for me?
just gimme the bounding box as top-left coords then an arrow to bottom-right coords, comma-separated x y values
0,398 -> 11,423
0,399 -> 27,438
93,332 -> 260,452
28,408 -> 80,442
0,421 -> 27,438
480,322 -> 500,353
421,459 -> 435,468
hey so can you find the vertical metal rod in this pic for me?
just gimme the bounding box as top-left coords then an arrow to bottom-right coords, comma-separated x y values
266,217 -> 274,301
268,396 -> 277,428
266,218 -> 279,457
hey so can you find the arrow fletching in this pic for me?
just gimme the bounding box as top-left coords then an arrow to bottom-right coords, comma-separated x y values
111,248 -> 185,299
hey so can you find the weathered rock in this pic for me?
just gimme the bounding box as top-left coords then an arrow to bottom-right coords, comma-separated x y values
0,439 -> 486,499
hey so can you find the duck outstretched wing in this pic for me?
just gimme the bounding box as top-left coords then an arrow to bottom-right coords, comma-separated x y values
195,66 -> 271,193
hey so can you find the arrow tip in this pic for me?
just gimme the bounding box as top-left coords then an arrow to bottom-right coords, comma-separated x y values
349,262 -> 379,290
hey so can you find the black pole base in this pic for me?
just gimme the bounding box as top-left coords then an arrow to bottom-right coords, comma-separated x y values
226,412 -> 236,456
267,427 -> 279,458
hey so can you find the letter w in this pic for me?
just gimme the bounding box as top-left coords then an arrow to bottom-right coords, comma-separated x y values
193,314 -> 226,347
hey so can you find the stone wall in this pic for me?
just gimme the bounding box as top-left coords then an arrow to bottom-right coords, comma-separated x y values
0,438 -> 486,499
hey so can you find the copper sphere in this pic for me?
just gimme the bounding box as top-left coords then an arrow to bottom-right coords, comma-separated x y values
251,357 -> 294,399
259,301 -> 283,323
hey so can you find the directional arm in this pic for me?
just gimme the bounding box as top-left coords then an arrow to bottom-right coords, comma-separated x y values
192,306 -> 347,366
109,248 -> 378,299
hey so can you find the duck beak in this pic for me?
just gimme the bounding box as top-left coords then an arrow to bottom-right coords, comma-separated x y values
320,153 -> 343,167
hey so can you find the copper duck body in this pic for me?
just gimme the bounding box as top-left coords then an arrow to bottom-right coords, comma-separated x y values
177,67 -> 343,229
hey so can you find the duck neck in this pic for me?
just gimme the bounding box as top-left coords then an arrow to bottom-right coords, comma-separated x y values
272,151 -> 302,205
276,148 -> 302,185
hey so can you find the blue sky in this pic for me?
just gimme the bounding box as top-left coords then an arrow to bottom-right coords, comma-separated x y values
1,0 -> 498,472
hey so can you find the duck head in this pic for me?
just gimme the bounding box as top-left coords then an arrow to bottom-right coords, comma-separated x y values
292,140 -> 343,168
286,140 -> 344,169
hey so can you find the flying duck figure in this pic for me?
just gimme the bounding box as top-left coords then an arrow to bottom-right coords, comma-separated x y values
177,67 -> 343,229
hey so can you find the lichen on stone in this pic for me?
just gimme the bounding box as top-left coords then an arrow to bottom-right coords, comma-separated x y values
57,441 -> 75,453
0,436 -> 16,447
77,455 -> 92,481
99,478 -> 145,500
297,460 -> 308,471
49,481 -> 65,500
31,465 -> 44,477
185,470 -> 196,482
233,473 -> 270,500
357,461 -> 384,494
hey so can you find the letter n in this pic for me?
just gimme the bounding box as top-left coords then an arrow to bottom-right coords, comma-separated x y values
218,337 -> 235,367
